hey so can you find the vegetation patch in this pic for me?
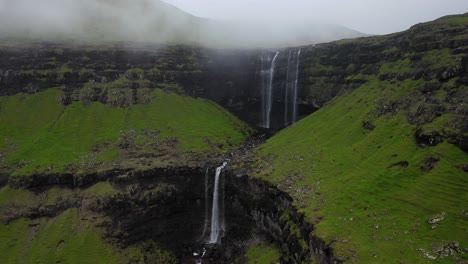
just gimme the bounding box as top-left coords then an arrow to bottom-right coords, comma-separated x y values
123,240 -> 177,263
379,58 -> 413,77
0,88 -> 252,176
244,243 -> 281,264
0,209 -> 118,264
419,48 -> 463,72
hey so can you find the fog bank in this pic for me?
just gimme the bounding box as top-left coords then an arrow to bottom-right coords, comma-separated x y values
0,0 -> 367,48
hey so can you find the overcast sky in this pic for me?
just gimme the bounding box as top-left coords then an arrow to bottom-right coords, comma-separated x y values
163,0 -> 468,34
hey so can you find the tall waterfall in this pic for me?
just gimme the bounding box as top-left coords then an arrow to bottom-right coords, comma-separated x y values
261,51 -> 280,129
284,48 -> 302,126
209,161 -> 227,244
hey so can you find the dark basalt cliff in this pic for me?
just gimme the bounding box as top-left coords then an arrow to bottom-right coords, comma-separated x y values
225,173 -> 340,264
1,164 -> 339,263
1,14 -> 467,136
0,44 -> 264,126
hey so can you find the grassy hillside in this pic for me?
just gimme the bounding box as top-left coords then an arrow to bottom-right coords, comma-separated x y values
255,77 -> 467,263
0,182 -> 178,264
0,209 -> 117,264
244,243 -> 281,264
0,88 -> 251,176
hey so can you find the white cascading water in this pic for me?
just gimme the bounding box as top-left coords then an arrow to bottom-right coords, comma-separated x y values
284,50 -> 293,126
284,48 -> 302,126
260,53 -> 269,128
209,161 -> 228,244
261,51 -> 280,129
292,49 -> 301,123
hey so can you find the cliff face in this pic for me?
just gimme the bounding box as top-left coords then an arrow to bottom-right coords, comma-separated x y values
1,14 -> 467,136
0,44 -> 264,126
295,15 -> 468,150
1,164 -> 336,263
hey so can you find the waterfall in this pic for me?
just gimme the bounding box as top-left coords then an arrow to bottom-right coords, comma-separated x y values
284,50 -> 293,125
261,51 -> 280,129
209,161 -> 228,244
267,52 -> 280,128
284,48 -> 302,126
292,49 -> 301,123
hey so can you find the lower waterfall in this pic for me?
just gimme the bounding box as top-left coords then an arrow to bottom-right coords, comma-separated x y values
209,161 -> 227,244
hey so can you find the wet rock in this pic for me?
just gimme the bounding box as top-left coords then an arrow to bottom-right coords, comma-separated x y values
362,121 -> 376,130
427,212 -> 446,224
415,129 -> 443,147
431,241 -> 462,258
418,80 -> 441,93
388,161 -> 409,168
421,156 -> 440,172
419,248 -> 437,259
462,164 -> 468,172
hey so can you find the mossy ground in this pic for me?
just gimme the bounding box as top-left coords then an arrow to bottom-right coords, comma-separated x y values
0,209 -> 117,264
0,183 -> 176,264
0,88 -> 252,176
244,243 -> 281,264
255,77 -> 467,263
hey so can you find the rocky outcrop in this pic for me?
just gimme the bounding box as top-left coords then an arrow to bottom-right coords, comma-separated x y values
226,173 -> 340,264
7,165 -> 201,189
100,169 -> 209,256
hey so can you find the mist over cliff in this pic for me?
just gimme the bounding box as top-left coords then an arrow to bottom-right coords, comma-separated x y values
0,0 -> 366,48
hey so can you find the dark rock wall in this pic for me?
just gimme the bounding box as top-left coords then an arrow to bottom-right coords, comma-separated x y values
102,168 -> 209,254
226,173 -> 340,264
0,43 -> 318,129
102,168 -> 341,263
4,163 -> 341,263
1,15 -> 467,133
0,44 -> 266,126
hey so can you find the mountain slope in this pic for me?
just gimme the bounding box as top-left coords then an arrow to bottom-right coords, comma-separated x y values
0,187 -> 179,263
0,0 -> 203,44
255,77 -> 467,262
0,88 -> 252,182
253,15 -> 468,263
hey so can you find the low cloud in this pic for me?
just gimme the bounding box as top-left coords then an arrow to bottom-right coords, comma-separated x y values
0,0 -> 370,48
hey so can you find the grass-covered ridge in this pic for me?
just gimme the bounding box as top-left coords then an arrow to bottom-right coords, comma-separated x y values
0,88 -> 252,176
0,209 -> 117,264
0,182 -> 178,264
254,77 -> 467,263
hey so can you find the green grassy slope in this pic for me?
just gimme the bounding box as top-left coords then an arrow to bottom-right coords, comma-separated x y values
0,209 -> 117,264
0,183 -> 177,264
255,77 -> 467,263
244,243 -> 281,264
0,88 -> 251,175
